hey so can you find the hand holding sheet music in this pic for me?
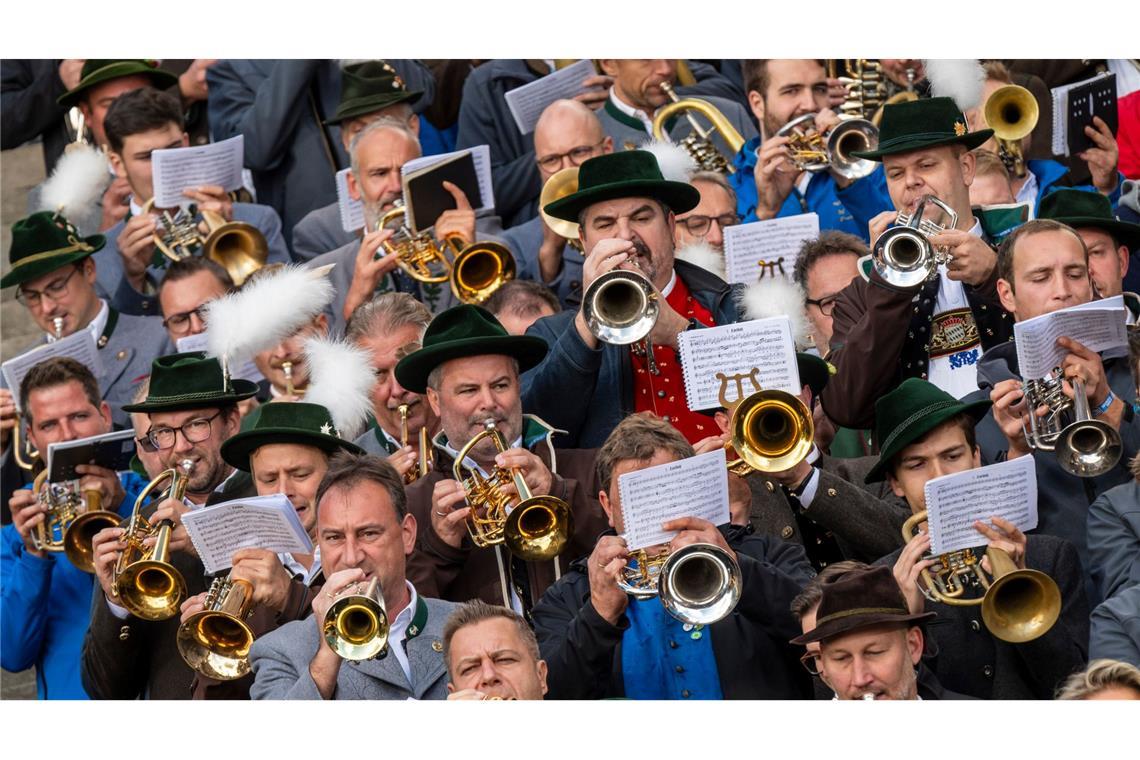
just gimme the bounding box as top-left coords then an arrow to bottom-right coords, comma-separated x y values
181,494 -> 314,574
923,457 -> 1038,555
618,449 -> 730,551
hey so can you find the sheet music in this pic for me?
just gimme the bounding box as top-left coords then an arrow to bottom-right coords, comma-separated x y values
618,449 -> 730,551
924,456 -> 1038,555
2,330 -> 103,409
176,333 -> 264,384
181,494 -> 313,574
677,317 -> 801,411
401,145 -> 495,215
152,135 -> 245,208
1013,300 -> 1128,379
723,214 -> 819,284
503,59 -> 598,135
335,168 -> 365,233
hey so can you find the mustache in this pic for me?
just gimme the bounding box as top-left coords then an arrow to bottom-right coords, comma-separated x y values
628,239 -> 651,260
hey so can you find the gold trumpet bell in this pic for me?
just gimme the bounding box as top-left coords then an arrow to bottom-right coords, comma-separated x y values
177,577 -> 256,681
323,578 -> 389,661
450,241 -> 516,305
539,167 -> 582,245
984,84 -> 1039,178
200,210 -> 269,287
730,390 -> 814,473
504,495 -> 574,562
63,508 -> 121,573
116,553 -> 188,621
979,549 -> 1062,644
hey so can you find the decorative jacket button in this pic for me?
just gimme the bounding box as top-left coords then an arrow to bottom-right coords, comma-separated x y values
681,689 -> 691,698
669,640 -> 679,649
983,665 -> 994,678
970,620 -> 981,632
827,488 -> 838,497
765,481 -> 775,493
781,526 -> 794,539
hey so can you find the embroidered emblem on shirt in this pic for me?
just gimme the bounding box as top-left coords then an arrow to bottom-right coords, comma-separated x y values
929,308 -> 980,359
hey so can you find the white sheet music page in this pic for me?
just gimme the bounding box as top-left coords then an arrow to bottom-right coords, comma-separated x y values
677,316 -> 801,411
335,168 -> 365,233
1013,297 -> 1128,379
924,456 -> 1038,555
2,330 -> 103,409
618,449 -> 729,551
176,333 -> 264,384
152,135 -> 245,208
401,145 -> 495,215
504,59 -> 598,135
181,494 -> 314,574
723,213 -> 819,285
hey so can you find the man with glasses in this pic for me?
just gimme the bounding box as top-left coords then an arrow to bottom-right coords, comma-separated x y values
674,171 -> 739,256
1,211 -> 172,436
501,99 -> 613,310
157,258 -> 234,344
83,351 -> 259,699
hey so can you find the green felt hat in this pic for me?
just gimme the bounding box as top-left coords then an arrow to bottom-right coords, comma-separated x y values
850,97 -> 993,161
1037,188 -> 1140,251
797,353 -> 833,399
57,59 -> 179,108
122,352 -> 259,413
395,305 -> 548,394
1,211 -> 104,289
221,401 -> 364,472
864,378 -> 992,483
543,150 -> 701,222
326,60 -> 422,125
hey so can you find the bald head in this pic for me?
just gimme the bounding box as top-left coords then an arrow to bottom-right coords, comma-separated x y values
533,99 -> 612,182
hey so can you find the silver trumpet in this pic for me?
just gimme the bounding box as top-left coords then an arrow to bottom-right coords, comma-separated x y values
1022,368 -> 1122,478
776,113 -> 879,181
872,195 -> 958,288
582,269 -> 660,345
618,542 -> 742,626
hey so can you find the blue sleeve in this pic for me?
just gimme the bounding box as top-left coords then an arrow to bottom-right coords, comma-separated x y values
835,165 -> 892,236
0,524 -> 54,672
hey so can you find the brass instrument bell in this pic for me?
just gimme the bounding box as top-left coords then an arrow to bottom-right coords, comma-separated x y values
717,369 -> 815,476
582,269 -> 660,345
450,240 -> 516,305
63,498 -> 122,574
176,574 -> 256,680
618,543 -> 742,625
872,195 -> 958,288
453,419 -> 573,562
984,84 -> 1039,178
142,198 -> 269,287
901,511 -> 1061,643
652,82 -> 745,175
1021,370 -> 1122,478
539,167 -> 583,251
777,113 -> 879,180
323,576 -> 389,661
111,459 -> 191,621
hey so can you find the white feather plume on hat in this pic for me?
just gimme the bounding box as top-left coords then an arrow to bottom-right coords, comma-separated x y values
642,139 -> 698,182
924,59 -> 987,112
674,240 -> 726,280
37,144 -> 110,220
204,264 -> 334,370
735,277 -> 811,349
302,336 -> 375,441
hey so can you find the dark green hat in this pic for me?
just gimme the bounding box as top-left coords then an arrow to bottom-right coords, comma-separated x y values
797,353 -> 833,399
851,96 -> 993,161
57,59 -> 179,108
1037,188 -> 1140,251
395,305 -> 548,394
327,60 -> 422,126
122,352 -> 259,413
543,150 -> 700,223
221,402 -> 364,472
1,211 -> 104,289
864,378 -> 992,483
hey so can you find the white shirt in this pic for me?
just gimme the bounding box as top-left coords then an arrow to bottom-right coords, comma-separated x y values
387,580 -> 420,687
925,217 -> 986,399
794,446 -> 824,509
47,298 -> 108,345
608,89 -> 654,134
1014,170 -> 1039,219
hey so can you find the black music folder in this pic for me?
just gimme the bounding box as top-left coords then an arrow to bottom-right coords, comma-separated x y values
1051,72 -> 1118,157
402,152 -> 483,233
47,429 -> 136,481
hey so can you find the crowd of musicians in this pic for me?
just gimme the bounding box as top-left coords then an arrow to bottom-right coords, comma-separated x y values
2,58 -> 1140,702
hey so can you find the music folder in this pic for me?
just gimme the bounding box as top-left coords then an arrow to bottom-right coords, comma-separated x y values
47,429 -> 137,481
401,152 -> 483,234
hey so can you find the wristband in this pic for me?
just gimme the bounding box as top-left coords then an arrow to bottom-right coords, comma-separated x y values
1093,390 -> 1116,417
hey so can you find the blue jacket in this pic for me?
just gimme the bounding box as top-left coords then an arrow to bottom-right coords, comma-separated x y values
728,136 -> 891,241
521,259 -> 743,449
1028,159 -> 1124,210
0,472 -> 144,699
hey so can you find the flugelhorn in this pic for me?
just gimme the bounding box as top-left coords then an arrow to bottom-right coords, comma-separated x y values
582,269 -> 660,345
776,113 -> 879,181
984,84 -> 1039,179
29,470 -> 104,559
717,369 -> 814,477
398,403 -> 432,485
652,82 -> 745,175
176,574 -> 255,680
539,167 -> 583,251
323,576 -> 389,661
62,489 -> 122,574
618,542 -> 742,625
141,198 -> 268,287
1021,368 -> 1123,478
376,200 -> 453,283
453,419 -> 573,562
872,195 -> 958,288
901,511 -> 1061,643
111,459 -> 191,621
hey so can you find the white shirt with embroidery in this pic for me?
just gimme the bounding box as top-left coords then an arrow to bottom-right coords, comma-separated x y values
608,90 -> 654,134
925,218 -> 986,399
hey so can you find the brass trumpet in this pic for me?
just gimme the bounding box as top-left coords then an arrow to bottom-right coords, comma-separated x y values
618,542 -> 742,625
450,241 -> 515,305
717,369 -> 814,477
776,113 -> 879,181
582,269 -> 660,345
398,403 -> 432,485
453,419 -> 573,562
111,459 -> 191,621
376,201 -> 454,283
984,84 -> 1039,179
539,167 -> 583,251
280,360 -> 305,398
901,511 -> 1061,643
1021,368 -> 1123,478
142,198 -> 268,287
872,195 -> 958,288
652,82 -> 745,175
176,574 -> 256,680
323,576 -> 389,661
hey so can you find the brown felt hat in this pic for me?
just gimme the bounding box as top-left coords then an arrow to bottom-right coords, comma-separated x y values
790,566 -> 936,645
